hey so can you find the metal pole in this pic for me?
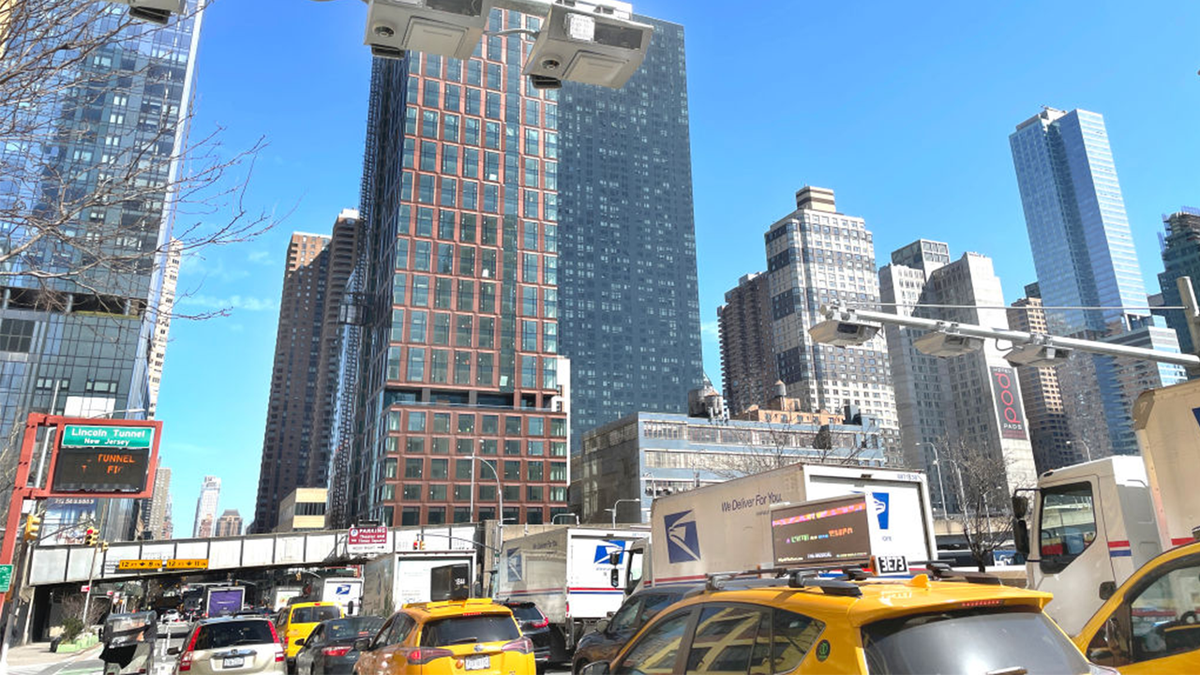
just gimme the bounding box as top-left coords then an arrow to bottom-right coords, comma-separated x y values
472,456 -> 502,595
469,462 -> 475,521
81,543 -> 98,627
33,381 -> 61,488
819,304 -> 1200,367
927,443 -> 948,515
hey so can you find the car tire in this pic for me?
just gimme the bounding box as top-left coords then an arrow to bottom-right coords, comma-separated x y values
573,660 -> 588,675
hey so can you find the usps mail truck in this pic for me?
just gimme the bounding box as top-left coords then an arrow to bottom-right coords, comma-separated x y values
627,463 -> 936,593
496,527 -> 647,654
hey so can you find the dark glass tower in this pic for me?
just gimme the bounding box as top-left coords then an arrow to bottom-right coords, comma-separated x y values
558,17 -> 704,450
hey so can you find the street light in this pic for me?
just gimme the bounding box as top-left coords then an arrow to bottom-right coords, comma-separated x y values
810,304 -> 1199,369
1066,438 -> 1093,462
606,499 -> 641,528
551,512 -> 579,524
924,442 -> 949,516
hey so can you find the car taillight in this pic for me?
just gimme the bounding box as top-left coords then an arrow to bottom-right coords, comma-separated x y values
530,617 -> 550,629
268,621 -> 281,644
274,645 -> 286,663
322,646 -> 352,657
179,628 -> 200,672
404,647 -> 454,665
502,637 -> 533,654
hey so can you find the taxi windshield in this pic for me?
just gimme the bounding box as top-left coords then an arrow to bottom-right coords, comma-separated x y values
862,606 -> 1090,675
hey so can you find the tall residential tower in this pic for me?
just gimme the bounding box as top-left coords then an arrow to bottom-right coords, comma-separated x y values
762,187 -> 899,440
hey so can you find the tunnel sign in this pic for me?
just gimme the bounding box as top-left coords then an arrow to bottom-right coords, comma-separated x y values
51,425 -> 154,494
118,559 -> 163,571
0,564 -> 12,592
165,559 -> 208,570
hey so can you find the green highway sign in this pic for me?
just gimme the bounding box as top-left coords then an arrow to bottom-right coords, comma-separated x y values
0,564 -> 14,593
61,425 -> 154,449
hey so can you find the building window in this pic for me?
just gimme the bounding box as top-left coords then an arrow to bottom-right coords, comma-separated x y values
405,458 -> 423,478
0,319 -> 35,353
504,461 -> 521,481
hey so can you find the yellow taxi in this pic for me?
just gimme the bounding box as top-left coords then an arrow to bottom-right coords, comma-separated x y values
579,568 -> 1113,675
353,598 -> 535,675
278,601 -> 344,663
1075,540 -> 1200,673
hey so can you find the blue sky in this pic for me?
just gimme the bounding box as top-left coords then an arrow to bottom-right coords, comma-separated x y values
157,0 -> 1200,531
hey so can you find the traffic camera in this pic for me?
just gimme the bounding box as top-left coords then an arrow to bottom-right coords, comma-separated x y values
523,1 -> 653,89
108,0 -> 184,25
23,513 -> 41,542
365,0 -> 493,61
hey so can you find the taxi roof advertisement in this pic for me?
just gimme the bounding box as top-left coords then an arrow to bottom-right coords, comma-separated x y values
770,494 -> 875,567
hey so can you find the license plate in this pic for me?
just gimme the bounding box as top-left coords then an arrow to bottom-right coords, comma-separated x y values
465,655 -> 489,670
222,657 -> 245,669
876,556 -> 908,574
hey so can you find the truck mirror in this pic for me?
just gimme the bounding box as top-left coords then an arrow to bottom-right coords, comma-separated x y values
1011,495 -> 1028,519
1013,519 -> 1030,557
608,552 -> 621,566
1099,581 -> 1116,600
610,568 -> 620,588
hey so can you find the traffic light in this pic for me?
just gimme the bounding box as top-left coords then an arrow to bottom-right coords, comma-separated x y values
23,514 -> 41,542
83,528 -> 98,547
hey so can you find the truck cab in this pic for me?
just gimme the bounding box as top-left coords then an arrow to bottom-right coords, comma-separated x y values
1015,456 -> 1161,635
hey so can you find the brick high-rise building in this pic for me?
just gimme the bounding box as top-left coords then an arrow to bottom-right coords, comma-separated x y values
717,273 -> 777,416
1007,296 -> 1079,473
252,211 -> 361,532
252,232 -> 330,531
215,509 -> 243,538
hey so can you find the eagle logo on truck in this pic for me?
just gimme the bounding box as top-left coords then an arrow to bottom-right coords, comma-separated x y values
506,548 -> 523,582
594,541 -> 625,565
663,510 -> 701,563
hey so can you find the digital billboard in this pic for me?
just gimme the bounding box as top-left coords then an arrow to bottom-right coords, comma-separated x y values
50,425 -> 154,494
770,494 -> 873,567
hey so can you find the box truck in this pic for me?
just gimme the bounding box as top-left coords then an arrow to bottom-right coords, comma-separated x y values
361,553 -> 475,617
627,463 -> 937,593
1014,378 -> 1200,635
204,586 -> 245,618
496,527 -> 647,653
320,578 -> 364,615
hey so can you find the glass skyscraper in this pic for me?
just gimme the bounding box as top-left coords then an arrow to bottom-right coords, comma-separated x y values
1009,108 -> 1183,456
1009,108 -> 1147,334
557,17 -> 704,450
0,3 -> 204,539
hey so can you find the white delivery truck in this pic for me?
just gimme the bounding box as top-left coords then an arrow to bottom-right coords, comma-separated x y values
361,553 -> 475,616
627,463 -> 937,593
1014,378 -> 1200,635
271,587 -> 303,612
320,578 -> 365,615
496,527 -> 647,652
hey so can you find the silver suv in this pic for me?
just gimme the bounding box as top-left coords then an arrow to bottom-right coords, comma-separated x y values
170,616 -> 286,675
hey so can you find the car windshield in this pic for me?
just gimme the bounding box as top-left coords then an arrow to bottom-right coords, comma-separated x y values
420,615 -> 519,647
325,617 -> 384,641
508,605 -> 543,622
862,607 -> 1090,675
193,621 -> 275,651
293,606 -> 340,624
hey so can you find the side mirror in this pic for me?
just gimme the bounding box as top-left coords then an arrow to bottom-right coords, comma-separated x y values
608,552 -> 621,566
1012,495 -> 1029,519
295,638 -> 305,647
354,637 -> 372,652
610,568 -> 620,588
595,618 -> 610,634
1099,581 -> 1116,601
581,662 -> 611,675
167,647 -> 180,655
1013,519 -> 1030,557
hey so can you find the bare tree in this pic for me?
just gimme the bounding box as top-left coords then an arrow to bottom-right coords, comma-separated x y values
0,0 -> 275,314
938,436 -> 1027,571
